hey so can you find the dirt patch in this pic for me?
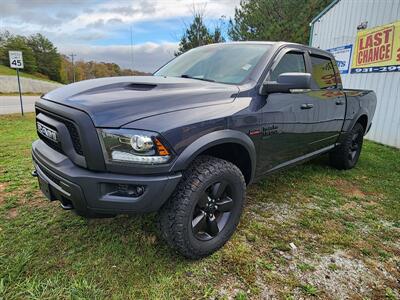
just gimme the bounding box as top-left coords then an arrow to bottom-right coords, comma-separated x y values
214,274 -> 247,299
342,201 -> 359,211
363,200 -> 378,207
294,250 -> 399,299
250,202 -> 299,223
19,190 -> 49,208
250,278 -> 279,300
0,182 -> 6,205
7,207 -> 18,219
330,179 -> 366,199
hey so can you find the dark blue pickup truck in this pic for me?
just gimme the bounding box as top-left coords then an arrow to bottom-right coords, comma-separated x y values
32,42 -> 376,258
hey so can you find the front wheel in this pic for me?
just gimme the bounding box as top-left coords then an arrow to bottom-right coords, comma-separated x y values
158,156 -> 246,259
329,122 -> 365,170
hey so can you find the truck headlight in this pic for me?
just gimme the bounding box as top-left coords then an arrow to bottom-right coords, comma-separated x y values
98,129 -> 172,164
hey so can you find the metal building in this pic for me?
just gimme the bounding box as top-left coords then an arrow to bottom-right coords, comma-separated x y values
309,0 -> 400,148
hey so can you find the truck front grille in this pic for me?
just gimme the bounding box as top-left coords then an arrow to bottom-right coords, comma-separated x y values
40,133 -> 64,154
62,119 -> 83,155
36,109 -> 84,156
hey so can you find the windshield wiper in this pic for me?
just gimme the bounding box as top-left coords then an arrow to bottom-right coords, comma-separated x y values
180,74 -> 215,82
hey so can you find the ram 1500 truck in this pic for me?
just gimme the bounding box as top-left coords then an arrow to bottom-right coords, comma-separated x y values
32,42 -> 376,258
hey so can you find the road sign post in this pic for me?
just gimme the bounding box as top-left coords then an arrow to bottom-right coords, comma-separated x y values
8,51 -> 24,116
16,69 -> 23,115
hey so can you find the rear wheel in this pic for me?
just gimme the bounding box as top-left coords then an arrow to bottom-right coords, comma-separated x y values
329,123 -> 364,170
158,156 -> 246,259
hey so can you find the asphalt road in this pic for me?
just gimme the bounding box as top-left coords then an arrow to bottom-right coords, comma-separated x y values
0,96 -> 40,115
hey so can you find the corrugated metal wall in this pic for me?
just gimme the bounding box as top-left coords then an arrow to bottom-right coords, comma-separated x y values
310,0 -> 400,148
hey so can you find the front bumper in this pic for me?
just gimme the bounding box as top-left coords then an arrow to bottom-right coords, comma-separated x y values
32,139 -> 182,217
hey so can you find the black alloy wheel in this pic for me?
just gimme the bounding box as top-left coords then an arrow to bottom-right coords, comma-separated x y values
348,131 -> 362,162
329,122 -> 364,170
192,181 -> 234,241
158,156 -> 246,259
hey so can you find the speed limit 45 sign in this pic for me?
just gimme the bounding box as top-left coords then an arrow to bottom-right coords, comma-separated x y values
9,50 -> 25,116
9,51 -> 24,69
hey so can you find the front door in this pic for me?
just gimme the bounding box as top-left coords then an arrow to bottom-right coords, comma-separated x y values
257,49 -> 317,174
256,49 -> 347,176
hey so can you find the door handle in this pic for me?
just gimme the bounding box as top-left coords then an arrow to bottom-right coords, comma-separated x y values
335,100 -> 345,105
301,103 -> 314,109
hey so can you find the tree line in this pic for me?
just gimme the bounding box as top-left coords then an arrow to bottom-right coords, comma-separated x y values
59,55 -> 148,83
0,31 -> 61,81
177,0 -> 332,54
0,31 -> 147,83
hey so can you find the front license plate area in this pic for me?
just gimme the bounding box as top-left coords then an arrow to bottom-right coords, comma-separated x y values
38,175 -> 55,201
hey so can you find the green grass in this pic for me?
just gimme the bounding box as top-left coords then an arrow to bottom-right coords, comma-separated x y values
1,113 -> 399,299
297,263 -> 315,272
0,65 -> 58,83
300,284 -> 318,296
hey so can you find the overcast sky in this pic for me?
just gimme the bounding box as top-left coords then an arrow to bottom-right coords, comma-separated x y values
1,0 -> 241,72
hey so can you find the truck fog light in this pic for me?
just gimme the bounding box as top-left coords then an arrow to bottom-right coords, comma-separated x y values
109,184 -> 145,198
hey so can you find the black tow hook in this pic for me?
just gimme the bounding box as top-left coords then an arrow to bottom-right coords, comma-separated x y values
31,170 -> 38,177
60,202 -> 74,210
60,200 -> 74,210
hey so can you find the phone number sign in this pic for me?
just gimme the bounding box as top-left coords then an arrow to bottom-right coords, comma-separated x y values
351,20 -> 400,73
9,51 -> 24,69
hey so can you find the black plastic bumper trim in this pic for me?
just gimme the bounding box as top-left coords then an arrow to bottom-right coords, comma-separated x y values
32,139 -> 182,217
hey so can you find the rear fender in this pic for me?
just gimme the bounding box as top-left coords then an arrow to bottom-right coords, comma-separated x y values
338,108 -> 369,144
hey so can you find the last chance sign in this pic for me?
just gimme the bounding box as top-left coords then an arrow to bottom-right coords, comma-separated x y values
9,51 -> 24,69
351,21 -> 400,73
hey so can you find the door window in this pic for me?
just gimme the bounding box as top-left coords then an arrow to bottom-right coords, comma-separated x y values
310,55 -> 337,89
270,52 -> 306,81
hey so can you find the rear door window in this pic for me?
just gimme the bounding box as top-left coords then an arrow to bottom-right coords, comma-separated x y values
310,55 -> 337,89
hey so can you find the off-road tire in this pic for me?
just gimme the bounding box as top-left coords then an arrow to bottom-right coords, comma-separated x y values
329,122 -> 365,170
158,155 -> 246,259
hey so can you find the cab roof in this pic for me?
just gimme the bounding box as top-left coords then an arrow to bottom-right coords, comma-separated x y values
207,41 -> 334,59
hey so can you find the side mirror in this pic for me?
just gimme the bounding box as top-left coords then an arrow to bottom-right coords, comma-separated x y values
260,72 -> 312,95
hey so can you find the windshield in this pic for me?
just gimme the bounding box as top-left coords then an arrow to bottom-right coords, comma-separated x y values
154,44 -> 271,84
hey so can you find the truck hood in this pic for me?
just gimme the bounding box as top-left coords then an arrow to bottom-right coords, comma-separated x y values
42,76 -> 239,128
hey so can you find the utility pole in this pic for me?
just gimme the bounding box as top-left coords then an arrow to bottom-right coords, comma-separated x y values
69,53 -> 76,83
130,25 -> 134,73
